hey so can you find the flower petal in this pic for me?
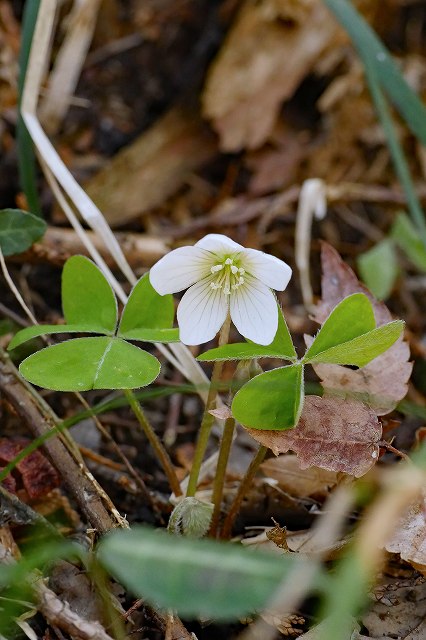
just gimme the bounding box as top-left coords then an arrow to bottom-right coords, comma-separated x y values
230,277 -> 278,345
149,247 -> 212,294
242,249 -> 292,291
177,279 -> 228,345
196,234 -> 244,255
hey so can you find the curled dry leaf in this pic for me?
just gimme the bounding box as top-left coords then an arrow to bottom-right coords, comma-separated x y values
385,493 -> 426,575
311,243 -> 412,415
246,395 -> 381,477
208,406 -> 232,420
0,438 -> 60,499
202,0 -> 338,151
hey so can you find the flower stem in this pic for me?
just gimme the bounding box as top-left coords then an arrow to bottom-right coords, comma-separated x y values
209,416 -> 235,537
220,445 -> 267,539
123,388 -> 182,497
186,316 -> 231,497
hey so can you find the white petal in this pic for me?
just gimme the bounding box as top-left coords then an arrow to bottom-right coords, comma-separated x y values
177,279 -> 228,345
149,247 -> 212,294
242,248 -> 292,291
230,277 -> 278,345
195,234 -> 244,255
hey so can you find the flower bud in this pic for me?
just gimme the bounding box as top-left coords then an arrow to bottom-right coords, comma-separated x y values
168,497 -> 213,538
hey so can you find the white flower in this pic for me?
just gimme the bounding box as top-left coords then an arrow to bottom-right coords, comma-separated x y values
149,234 -> 292,346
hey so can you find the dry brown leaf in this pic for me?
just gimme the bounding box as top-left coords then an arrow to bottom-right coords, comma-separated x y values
385,493 -> 426,575
209,406 -> 232,420
246,395 -> 381,477
363,576 -> 426,639
85,107 -> 217,226
202,0 -> 338,151
260,455 -> 338,499
311,243 -> 412,415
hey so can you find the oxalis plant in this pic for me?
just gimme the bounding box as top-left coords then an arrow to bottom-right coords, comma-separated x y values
9,234 -> 405,623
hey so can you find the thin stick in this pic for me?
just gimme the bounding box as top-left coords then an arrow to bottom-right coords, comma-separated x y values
186,316 -> 231,497
209,416 -> 235,536
0,349 -> 118,533
221,445 -> 267,539
39,0 -> 102,134
0,247 -> 37,325
123,389 -> 182,497
75,392 -> 158,513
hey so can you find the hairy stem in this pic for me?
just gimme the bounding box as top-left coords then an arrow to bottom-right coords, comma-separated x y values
123,389 -> 182,497
209,416 -> 236,536
186,316 -> 231,497
221,445 -> 267,539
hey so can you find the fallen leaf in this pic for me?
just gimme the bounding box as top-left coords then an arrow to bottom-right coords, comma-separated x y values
260,455 -> 338,499
363,576 -> 426,639
203,0 -> 338,151
49,559 -> 105,623
0,438 -> 60,499
385,493 -> 426,575
85,107 -> 217,226
246,396 -> 381,477
311,243 -> 412,415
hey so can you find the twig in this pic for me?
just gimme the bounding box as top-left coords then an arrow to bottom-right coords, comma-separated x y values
186,316 -> 231,497
221,445 -> 267,539
39,0 -> 102,135
0,349 -> 118,533
124,389 -> 182,498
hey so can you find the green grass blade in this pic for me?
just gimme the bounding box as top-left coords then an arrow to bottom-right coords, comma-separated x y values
364,61 -> 426,246
323,0 -> 426,145
17,0 -> 41,216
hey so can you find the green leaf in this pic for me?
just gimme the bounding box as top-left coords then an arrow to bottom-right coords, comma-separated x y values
19,337 -> 160,391
62,256 -> 117,332
304,320 -> 404,367
0,209 -> 46,256
198,307 -> 297,361
8,323 -> 109,351
231,364 -> 304,430
118,328 -> 179,343
357,239 -> 398,300
98,526 -> 299,621
391,212 -> 426,272
118,273 -> 176,339
304,294 -> 375,363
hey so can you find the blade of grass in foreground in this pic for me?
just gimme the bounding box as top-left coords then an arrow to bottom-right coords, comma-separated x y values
17,0 -> 41,216
363,61 -> 426,247
323,0 -> 426,247
323,0 -> 426,145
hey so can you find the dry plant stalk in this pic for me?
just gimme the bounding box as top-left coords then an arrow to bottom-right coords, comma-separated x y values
19,0 -> 212,402
39,0 -> 103,135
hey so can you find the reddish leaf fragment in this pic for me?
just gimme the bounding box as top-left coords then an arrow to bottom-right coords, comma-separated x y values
246,395 -> 382,477
0,468 -> 16,493
311,243 -> 412,415
385,494 -> 426,574
0,438 -> 60,499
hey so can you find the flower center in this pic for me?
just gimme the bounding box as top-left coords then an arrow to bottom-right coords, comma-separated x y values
209,257 -> 245,295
